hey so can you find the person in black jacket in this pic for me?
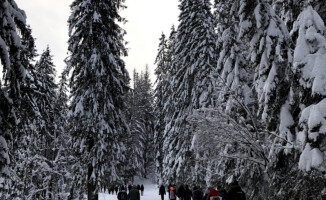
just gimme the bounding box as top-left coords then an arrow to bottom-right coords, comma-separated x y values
115,186 -> 119,195
140,184 -> 144,196
177,184 -> 185,200
184,185 -> 192,200
117,186 -> 128,200
159,185 -> 166,200
228,180 -> 246,200
192,186 -> 203,200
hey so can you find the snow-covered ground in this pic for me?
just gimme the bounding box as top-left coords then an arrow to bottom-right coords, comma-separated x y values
99,177 -> 161,200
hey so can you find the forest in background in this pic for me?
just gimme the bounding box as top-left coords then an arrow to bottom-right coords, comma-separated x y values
1,0 -> 326,199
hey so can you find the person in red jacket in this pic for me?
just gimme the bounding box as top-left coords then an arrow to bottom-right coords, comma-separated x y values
206,186 -> 221,200
169,186 -> 177,200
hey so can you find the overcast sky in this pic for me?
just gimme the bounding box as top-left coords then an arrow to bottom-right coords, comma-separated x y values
15,0 -> 179,81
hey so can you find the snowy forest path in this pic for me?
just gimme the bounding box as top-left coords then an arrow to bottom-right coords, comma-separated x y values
99,176 -> 162,200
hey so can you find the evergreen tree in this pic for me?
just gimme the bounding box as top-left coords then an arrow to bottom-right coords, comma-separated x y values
8,47 -> 61,199
274,0 -> 326,33
215,0 -> 255,118
154,27 -> 178,183
0,0 -> 37,197
162,0 -> 217,184
123,70 -> 142,181
66,0 -> 130,199
128,67 -> 155,179
213,0 -> 237,35
161,26 -> 177,132
139,67 -> 155,178
153,33 -> 168,183
291,6 -> 326,172
242,0 -> 292,130
52,71 -> 71,199
32,47 -> 58,199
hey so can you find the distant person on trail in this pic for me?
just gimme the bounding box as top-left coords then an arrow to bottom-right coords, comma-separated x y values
167,184 -> 172,194
159,185 -> 166,200
177,184 -> 185,200
169,186 -> 177,200
228,180 -> 246,200
140,184 -> 144,196
128,184 -> 132,192
115,186 -> 119,194
184,185 -> 192,200
128,185 -> 141,200
117,186 -> 128,200
137,184 -> 141,191
110,185 -> 115,194
192,186 -> 203,200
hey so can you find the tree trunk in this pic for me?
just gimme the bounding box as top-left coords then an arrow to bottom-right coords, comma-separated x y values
87,136 -> 98,200
87,164 -> 98,200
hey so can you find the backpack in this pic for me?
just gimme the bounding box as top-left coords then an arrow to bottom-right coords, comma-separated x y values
170,190 -> 176,199
120,192 -> 127,200
193,190 -> 203,200
209,187 -> 219,196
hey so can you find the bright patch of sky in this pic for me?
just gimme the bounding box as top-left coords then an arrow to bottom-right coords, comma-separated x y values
15,0 -> 179,80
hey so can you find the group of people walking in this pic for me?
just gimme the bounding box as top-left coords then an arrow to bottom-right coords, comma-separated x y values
159,180 -> 246,200
115,184 -> 145,200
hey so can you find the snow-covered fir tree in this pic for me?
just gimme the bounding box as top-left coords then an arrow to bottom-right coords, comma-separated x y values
153,33 -> 168,183
213,0 -> 237,35
273,0 -> 326,33
211,0 -> 267,192
160,26 -> 177,136
122,72 -> 141,181
66,0 -> 130,199
153,26 -> 178,183
292,5 -> 326,175
215,0 -> 255,117
8,46 -> 62,199
136,67 -> 155,178
0,0 -> 39,197
30,47 -> 59,199
52,70 -> 72,199
243,0 -> 292,130
162,0 -> 217,185
127,67 -> 155,179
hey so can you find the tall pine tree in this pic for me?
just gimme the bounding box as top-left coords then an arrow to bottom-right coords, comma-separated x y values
162,0 -> 217,184
66,0 -> 130,199
0,0 -> 37,196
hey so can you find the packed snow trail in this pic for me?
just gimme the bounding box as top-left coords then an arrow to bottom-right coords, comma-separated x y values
99,176 -> 162,200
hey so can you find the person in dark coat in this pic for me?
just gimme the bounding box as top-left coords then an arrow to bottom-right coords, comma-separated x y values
115,186 -> 119,195
228,180 -> 246,200
159,185 -> 166,200
192,186 -> 203,200
184,185 -> 192,200
117,186 -> 128,200
140,184 -> 144,196
177,184 -> 185,200
128,184 -> 132,192
137,184 -> 141,191
129,185 -> 140,200
110,185 -> 115,195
